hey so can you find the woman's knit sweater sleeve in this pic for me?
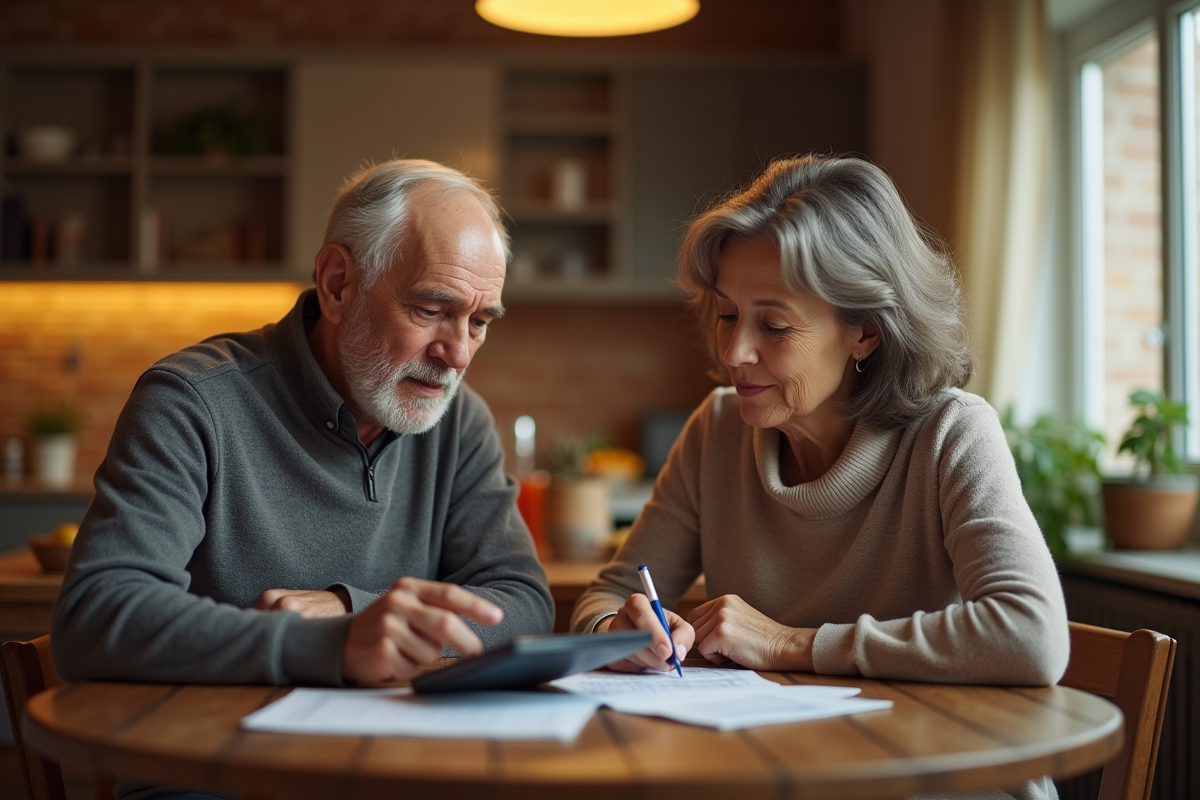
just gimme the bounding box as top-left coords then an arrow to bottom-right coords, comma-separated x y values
811,400 -> 1070,685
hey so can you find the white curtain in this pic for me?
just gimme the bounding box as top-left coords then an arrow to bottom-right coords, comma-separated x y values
939,0 -> 1052,408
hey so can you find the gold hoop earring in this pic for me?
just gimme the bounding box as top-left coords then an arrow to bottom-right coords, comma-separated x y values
855,358 -> 864,373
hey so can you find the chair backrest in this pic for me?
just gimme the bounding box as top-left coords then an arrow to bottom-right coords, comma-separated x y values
1058,621 -> 1177,800
1,635 -> 114,800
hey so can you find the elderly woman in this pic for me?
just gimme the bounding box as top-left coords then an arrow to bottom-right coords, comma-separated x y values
571,155 -> 1068,701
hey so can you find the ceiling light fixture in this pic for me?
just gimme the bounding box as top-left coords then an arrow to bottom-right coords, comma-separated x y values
476,0 -> 699,37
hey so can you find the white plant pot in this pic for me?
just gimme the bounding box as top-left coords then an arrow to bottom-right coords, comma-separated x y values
37,434 -> 77,488
545,478 -> 612,562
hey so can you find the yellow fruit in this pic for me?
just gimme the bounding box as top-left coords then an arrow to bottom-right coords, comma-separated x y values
50,522 -> 79,547
583,448 -> 645,479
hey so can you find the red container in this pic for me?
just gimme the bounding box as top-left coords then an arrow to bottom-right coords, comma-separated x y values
516,470 -> 550,557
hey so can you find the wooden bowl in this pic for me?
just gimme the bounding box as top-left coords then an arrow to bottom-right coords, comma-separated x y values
27,535 -> 72,571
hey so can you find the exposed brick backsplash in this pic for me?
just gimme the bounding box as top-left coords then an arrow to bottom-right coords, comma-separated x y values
1,282 -> 716,486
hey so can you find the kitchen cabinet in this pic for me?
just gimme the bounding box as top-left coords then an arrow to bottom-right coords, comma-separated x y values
628,61 -> 868,290
2,50 -> 867,299
291,59 -> 497,271
1,52 -> 291,280
498,64 -> 626,300
501,58 -> 867,303
0,483 -> 90,554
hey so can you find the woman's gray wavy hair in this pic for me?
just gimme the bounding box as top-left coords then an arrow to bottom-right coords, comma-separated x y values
321,158 -> 510,291
679,155 -> 972,430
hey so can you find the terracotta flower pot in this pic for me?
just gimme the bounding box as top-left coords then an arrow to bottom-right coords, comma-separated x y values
1102,475 -> 1199,550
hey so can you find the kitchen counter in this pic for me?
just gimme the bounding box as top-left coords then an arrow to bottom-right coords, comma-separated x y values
0,482 -> 91,553
0,547 -> 59,634
0,550 -> 706,638
0,478 -> 93,498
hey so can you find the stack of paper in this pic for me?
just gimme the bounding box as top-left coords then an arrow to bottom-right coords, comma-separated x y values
550,667 -> 893,730
241,688 -> 599,741
240,667 -> 892,741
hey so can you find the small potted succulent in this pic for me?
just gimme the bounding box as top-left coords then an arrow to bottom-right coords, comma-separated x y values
27,398 -> 80,488
1102,389 -> 1197,550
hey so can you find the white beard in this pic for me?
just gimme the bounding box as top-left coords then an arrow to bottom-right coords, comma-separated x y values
338,299 -> 463,435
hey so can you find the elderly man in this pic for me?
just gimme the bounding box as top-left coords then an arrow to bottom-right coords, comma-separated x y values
52,159 -> 553,696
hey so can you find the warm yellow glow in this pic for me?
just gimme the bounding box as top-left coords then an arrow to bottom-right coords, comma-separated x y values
0,282 -> 306,321
1,281 -> 309,481
476,0 -> 699,37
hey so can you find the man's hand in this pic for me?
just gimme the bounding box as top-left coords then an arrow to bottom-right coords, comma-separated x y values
254,587 -> 351,618
688,594 -> 816,671
343,577 -> 503,686
597,593 -> 694,673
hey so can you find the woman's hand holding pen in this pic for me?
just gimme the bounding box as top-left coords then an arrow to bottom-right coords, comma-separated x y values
688,594 -> 816,672
598,593 -> 694,673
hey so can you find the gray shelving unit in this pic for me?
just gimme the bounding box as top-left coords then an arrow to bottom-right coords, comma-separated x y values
0,53 -> 292,281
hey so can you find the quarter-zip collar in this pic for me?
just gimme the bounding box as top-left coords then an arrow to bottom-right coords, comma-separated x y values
269,288 -> 400,501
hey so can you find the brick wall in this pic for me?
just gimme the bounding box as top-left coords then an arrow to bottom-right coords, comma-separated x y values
1100,35 -> 1162,463
0,0 -> 834,486
0,283 -> 716,485
468,302 -> 716,469
0,282 -> 305,484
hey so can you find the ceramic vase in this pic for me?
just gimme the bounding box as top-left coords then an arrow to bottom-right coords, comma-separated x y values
36,434 -> 77,488
544,478 -> 611,562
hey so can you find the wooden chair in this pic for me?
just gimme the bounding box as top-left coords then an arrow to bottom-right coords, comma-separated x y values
1058,621 -> 1176,800
1,635 -> 115,800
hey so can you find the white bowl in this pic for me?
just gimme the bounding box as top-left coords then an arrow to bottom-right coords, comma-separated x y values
16,124 -> 78,162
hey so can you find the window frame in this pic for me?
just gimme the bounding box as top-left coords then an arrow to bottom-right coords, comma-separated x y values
1061,0 -> 1198,462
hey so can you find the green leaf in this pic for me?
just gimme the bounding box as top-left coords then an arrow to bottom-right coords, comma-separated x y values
1117,387 -> 1188,477
27,398 -> 79,436
1001,407 -> 1104,561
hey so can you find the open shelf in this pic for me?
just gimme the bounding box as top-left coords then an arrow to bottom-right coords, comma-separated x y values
500,65 -> 624,292
1,57 -> 292,279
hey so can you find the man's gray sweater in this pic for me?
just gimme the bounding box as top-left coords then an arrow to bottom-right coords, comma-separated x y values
51,289 -> 553,686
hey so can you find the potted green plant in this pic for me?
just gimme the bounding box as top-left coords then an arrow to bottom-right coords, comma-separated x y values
167,101 -> 270,158
1102,389 -> 1198,550
1002,408 -> 1105,561
27,398 -> 80,488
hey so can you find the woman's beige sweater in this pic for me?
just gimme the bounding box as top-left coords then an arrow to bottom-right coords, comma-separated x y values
571,388 -> 1069,800
572,386 -> 1069,686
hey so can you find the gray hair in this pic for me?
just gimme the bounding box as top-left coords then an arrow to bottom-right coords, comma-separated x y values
321,158 -> 510,290
678,155 -> 972,429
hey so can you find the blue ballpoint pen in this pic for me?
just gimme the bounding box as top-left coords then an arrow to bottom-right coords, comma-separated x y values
638,564 -> 684,678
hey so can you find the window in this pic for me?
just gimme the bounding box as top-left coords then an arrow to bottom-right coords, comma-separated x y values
1080,31 -> 1163,467
1069,1 -> 1200,467
1182,8 -> 1200,457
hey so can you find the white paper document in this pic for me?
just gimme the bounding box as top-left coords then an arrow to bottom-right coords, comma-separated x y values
241,687 -> 600,741
241,669 -> 892,740
550,665 -> 781,695
602,685 -> 892,730
551,667 -> 893,730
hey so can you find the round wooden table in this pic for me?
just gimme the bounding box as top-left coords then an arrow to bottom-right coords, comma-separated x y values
22,667 -> 1122,800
